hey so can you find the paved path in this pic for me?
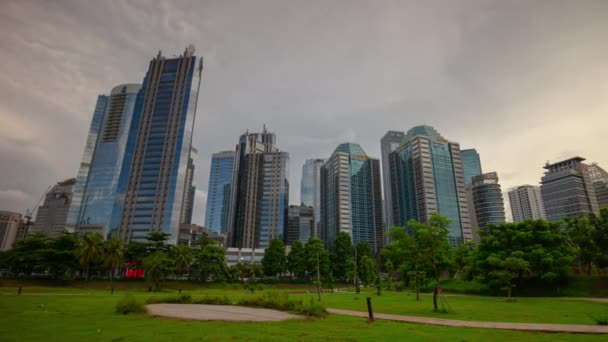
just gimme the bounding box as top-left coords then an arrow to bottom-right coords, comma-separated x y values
147,304 -> 301,322
327,309 -> 608,334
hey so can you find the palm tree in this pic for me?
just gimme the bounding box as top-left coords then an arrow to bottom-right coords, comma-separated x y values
171,244 -> 193,279
75,232 -> 103,280
103,238 -> 124,289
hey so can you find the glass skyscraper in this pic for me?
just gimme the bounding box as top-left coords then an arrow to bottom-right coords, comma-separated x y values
204,151 -> 235,234
461,149 -> 482,184
471,172 -> 506,239
320,143 -> 383,252
66,84 -> 141,237
114,47 -> 203,244
380,131 -> 405,232
300,158 -> 324,237
389,126 -> 473,246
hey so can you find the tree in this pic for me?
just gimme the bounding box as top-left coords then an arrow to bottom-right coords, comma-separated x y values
261,239 -> 286,277
46,232 -> 80,279
304,238 -> 331,281
171,244 -> 193,278
146,231 -> 171,253
8,233 -> 49,277
486,251 -> 530,300
359,255 -> 376,286
453,241 -> 477,279
287,240 -> 306,280
354,241 -> 372,270
194,244 -> 227,282
75,232 -> 104,280
330,232 -> 354,281
103,238 -> 124,288
143,251 -> 173,291
385,259 -> 394,290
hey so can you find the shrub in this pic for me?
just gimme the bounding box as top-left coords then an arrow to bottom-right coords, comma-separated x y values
192,296 -> 232,305
115,295 -> 147,315
237,292 -> 327,317
146,294 -> 192,304
588,313 -> 608,325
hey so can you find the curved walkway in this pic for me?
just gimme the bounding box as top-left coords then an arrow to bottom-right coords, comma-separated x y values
327,309 -> 608,334
147,304 -> 301,322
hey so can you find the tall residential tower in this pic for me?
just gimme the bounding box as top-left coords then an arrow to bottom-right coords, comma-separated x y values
204,151 -> 235,234
508,185 -> 546,222
380,131 -> 405,234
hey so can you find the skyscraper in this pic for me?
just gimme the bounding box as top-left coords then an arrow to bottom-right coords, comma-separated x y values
540,157 -> 600,221
320,143 -> 383,252
204,151 -> 235,234
461,149 -> 482,184
380,131 -> 405,233
588,163 -> 608,208
31,178 -> 76,237
0,211 -> 21,251
180,146 -> 198,225
67,84 -> 141,237
389,125 -> 473,246
300,158 -> 325,238
286,204 -> 314,245
114,47 -> 203,244
227,127 -> 289,249
470,172 -> 506,239
508,185 -> 546,222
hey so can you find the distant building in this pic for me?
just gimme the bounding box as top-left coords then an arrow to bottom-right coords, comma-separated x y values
178,224 -> 225,247
508,185 -> 546,222
0,211 -> 21,251
286,204 -> 314,245
31,178 -> 76,237
321,143 -> 383,253
588,163 -> 608,208
461,149 -> 482,184
204,151 -> 235,234
389,126 -> 473,246
180,147 -> 198,225
225,247 -> 266,267
380,131 -> 405,232
470,172 -> 506,240
300,159 -> 325,238
540,157 -> 600,221
227,127 -> 289,249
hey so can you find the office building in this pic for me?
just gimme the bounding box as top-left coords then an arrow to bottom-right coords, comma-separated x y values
508,185 -> 546,222
180,146 -> 198,225
380,131 -> 405,231
0,211 -> 21,251
588,163 -> 608,208
470,172 -> 506,239
204,151 -> 235,234
540,157 -> 600,221
114,47 -> 203,244
320,143 -> 383,252
286,204 -> 314,245
31,178 -> 76,237
67,83 -> 141,237
227,127 -> 289,249
178,224 -> 225,247
461,149 -> 482,184
389,125 -> 473,246
300,159 -> 324,237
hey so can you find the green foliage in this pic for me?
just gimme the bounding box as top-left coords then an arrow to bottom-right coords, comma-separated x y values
563,208 -> 608,274
115,294 -> 147,314
146,231 -> 171,253
237,292 -> 327,317
304,238 -> 331,281
588,312 -> 608,325
146,294 -> 192,304
75,232 -> 104,279
103,238 -> 123,282
261,239 -> 286,277
192,295 -> 232,305
143,251 -> 173,291
193,243 -> 227,282
287,240 -> 306,279
359,256 -> 376,286
330,232 -> 354,281
171,244 -> 193,277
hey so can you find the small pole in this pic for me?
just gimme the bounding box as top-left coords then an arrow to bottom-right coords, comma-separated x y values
111,287 -> 114,295
366,297 -> 374,322
316,253 -> 321,302
18,286 -> 22,295
179,289 -> 182,294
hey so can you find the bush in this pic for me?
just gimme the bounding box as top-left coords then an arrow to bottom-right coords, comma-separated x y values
146,294 -> 192,304
192,296 -> 232,305
588,313 -> 608,325
237,292 -> 327,317
115,295 -> 147,315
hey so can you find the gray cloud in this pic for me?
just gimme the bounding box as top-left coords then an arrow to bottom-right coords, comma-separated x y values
1,0 -> 607,224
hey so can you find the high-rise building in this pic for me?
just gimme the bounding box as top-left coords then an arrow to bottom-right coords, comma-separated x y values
227,127 -> 289,249
204,151 -> 235,234
389,126 -> 473,246
67,84 -> 141,237
540,157 -> 600,221
0,211 -> 21,251
114,47 -> 203,244
470,172 -> 506,240
508,185 -> 546,222
380,131 -> 405,232
31,178 -> 76,237
320,143 -> 383,253
588,163 -> 608,208
180,146 -> 198,225
286,204 -> 314,245
461,149 -> 482,184
300,159 -> 325,238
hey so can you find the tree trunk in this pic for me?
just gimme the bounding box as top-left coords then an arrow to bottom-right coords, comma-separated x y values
507,286 -> 512,300
433,284 -> 438,311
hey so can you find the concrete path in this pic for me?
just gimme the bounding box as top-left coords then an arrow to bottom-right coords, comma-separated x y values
147,304 -> 301,322
327,309 -> 608,334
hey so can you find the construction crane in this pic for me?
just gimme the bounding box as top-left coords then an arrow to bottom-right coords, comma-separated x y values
23,186 -> 51,234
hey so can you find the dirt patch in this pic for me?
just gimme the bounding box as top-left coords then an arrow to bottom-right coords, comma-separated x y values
147,304 -> 302,322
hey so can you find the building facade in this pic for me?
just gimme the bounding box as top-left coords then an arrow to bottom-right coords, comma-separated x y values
320,143 -> 383,252
540,157 -> 600,221
300,158 -> 325,238
286,204 -> 314,245
31,178 -> 76,237
178,224 -> 225,247
470,172 -> 506,240
380,131 -> 405,232
114,47 -> 203,244
227,128 -> 289,249
204,151 -> 235,234
507,185 -> 546,222
461,149 -> 482,184
0,211 -> 21,251
67,84 -> 141,237
588,163 -> 608,208
389,126 -> 473,246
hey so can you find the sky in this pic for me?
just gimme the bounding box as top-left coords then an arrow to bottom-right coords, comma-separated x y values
1,0 -> 607,225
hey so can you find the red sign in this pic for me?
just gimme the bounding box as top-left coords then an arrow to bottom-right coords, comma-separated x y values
125,261 -> 144,279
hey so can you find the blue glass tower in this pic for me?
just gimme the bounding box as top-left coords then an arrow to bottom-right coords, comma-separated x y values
67,84 -> 141,237
320,143 -> 383,252
204,151 -> 235,234
114,47 -> 203,244
461,149 -> 482,184
389,126 -> 473,246
300,158 -> 324,237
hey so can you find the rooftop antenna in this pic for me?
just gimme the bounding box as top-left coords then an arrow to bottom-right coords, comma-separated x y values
157,50 -> 162,59
263,123 -> 267,133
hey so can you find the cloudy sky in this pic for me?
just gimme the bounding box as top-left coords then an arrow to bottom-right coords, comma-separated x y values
1,0 -> 607,224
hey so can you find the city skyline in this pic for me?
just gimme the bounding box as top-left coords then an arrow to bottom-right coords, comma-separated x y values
2,1 -> 608,226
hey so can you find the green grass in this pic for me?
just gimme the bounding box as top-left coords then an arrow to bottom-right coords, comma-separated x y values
1,293 -> 606,341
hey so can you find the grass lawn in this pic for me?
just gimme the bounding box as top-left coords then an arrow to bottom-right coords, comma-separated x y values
1,292 -> 606,342
300,288 -> 608,325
